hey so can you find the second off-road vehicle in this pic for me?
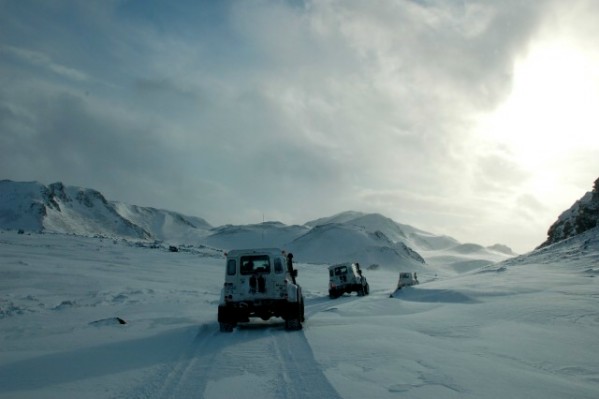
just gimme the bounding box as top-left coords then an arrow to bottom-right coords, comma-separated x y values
217,248 -> 304,332
328,262 -> 369,299
396,272 -> 419,289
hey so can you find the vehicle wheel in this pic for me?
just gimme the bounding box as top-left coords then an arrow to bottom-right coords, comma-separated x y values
219,322 -> 234,333
365,283 -> 370,295
357,285 -> 365,296
285,317 -> 301,330
285,303 -> 303,331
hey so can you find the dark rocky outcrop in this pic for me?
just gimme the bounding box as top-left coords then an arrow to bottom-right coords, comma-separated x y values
539,177 -> 599,248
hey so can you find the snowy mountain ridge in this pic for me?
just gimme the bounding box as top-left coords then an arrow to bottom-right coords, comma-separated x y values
0,179 -> 513,268
287,222 -> 426,268
307,210 -> 462,251
0,180 -> 152,239
0,180 -> 216,242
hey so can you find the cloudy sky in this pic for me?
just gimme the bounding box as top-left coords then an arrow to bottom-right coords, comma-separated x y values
1,0 -> 598,253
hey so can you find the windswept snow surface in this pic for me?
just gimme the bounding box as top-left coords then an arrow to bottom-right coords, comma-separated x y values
1,230 -> 598,398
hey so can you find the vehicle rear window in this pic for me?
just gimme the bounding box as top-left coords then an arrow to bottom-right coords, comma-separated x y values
335,266 -> 347,275
240,255 -> 271,275
227,259 -> 236,276
274,257 -> 284,274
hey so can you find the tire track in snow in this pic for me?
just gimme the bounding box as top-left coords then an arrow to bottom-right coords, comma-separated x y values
153,324 -> 224,398
124,297 -> 343,398
269,328 -> 342,399
122,323 -> 227,399
303,293 -> 361,318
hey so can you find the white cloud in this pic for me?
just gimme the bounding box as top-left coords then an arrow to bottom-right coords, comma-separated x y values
1,0 -> 597,253
1,45 -> 89,81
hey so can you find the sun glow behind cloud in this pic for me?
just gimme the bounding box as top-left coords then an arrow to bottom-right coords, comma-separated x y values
2,1 -> 599,253
476,39 -> 599,198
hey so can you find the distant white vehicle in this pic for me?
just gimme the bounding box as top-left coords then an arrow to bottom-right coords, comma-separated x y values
396,272 -> 419,289
217,248 -> 304,332
328,262 -> 369,298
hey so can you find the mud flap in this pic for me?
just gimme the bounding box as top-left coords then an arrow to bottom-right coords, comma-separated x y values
287,284 -> 300,302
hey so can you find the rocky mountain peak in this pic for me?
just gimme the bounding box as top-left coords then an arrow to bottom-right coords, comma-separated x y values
539,177 -> 599,248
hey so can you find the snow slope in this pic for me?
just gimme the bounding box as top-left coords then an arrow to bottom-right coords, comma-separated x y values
421,242 -> 516,274
0,180 -> 213,243
113,202 -> 212,245
0,180 -> 149,239
306,211 -> 460,251
1,228 -> 597,398
204,222 -> 309,250
287,223 -> 426,269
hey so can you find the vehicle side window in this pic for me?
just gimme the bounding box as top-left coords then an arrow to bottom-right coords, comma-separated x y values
274,258 -> 283,274
329,269 -> 333,277
227,259 -> 236,276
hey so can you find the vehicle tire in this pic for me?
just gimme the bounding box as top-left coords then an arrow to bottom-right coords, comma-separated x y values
357,285 -> 364,296
365,283 -> 370,295
285,318 -> 301,330
285,303 -> 303,331
219,322 -> 234,333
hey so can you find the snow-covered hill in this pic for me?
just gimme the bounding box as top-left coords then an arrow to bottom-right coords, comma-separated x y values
0,180 -> 514,269
301,211 -> 512,270
113,203 -> 212,245
0,180 -> 150,239
420,242 -> 520,274
306,210 -> 459,251
0,180 -> 212,243
204,221 -> 309,250
287,222 -> 426,269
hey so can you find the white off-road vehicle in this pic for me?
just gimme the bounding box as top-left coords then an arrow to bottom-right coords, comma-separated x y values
396,272 -> 419,289
217,248 -> 304,332
328,262 -> 369,299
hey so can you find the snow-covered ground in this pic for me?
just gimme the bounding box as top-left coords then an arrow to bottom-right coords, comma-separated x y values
1,229 -> 598,398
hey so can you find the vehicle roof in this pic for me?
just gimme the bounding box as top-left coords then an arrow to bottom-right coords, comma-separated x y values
226,248 -> 285,257
328,262 -> 352,270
